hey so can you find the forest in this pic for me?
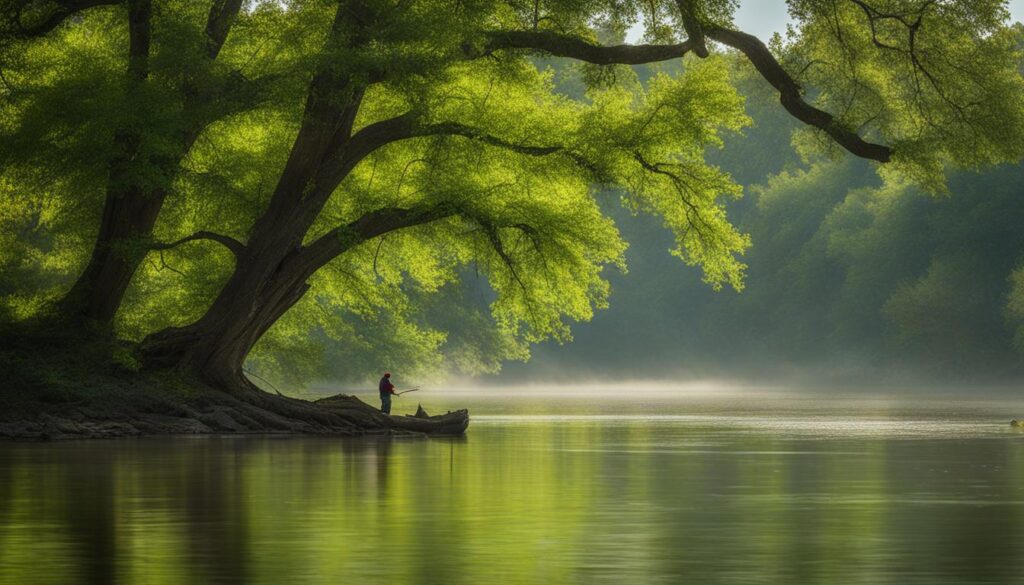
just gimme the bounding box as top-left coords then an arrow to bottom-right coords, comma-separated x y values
510,50 -> 1024,384
2,0 -> 1024,436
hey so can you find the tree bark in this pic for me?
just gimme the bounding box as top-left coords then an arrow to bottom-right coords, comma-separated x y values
140,252 -> 312,393
59,184 -> 168,325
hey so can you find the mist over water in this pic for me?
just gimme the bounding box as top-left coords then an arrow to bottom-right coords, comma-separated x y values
320,380 -> 1024,411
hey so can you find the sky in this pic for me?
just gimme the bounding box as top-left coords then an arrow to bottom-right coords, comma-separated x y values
629,0 -> 1024,42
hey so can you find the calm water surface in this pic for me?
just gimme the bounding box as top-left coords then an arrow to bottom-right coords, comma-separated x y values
3,389 -> 1024,584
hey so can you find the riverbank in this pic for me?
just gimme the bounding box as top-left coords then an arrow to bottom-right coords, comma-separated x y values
0,333 -> 466,440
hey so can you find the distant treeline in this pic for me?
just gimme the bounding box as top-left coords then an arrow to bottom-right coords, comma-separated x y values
509,62 -> 1024,382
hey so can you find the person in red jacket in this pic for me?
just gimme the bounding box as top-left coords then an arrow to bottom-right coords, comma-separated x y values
378,372 -> 397,414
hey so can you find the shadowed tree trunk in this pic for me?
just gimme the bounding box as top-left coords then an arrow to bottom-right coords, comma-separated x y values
141,200 -> 458,394
142,259 -> 313,392
60,187 -> 169,326
56,0 -> 244,326
57,0 -> 154,325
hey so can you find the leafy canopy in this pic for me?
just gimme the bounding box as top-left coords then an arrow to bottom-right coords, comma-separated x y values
2,0 -> 1024,383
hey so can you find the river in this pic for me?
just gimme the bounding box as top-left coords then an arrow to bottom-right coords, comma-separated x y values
2,387 -> 1024,584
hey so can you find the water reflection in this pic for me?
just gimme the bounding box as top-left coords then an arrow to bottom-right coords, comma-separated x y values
1,406 -> 1024,584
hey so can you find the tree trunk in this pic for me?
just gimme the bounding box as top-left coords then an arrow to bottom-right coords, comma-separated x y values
140,248 -> 313,394
138,202 -> 462,395
58,186 -> 166,326
55,0 -> 246,328
55,0 -> 156,327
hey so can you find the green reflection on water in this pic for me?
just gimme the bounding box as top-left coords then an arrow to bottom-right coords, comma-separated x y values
2,408 -> 1024,585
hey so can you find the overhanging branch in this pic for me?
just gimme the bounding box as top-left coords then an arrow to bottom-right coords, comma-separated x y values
482,24 -> 893,163
299,204 -> 461,275
315,112 -> 603,199
705,26 -> 893,162
481,30 -> 696,65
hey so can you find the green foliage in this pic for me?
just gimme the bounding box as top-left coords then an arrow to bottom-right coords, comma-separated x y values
241,45 -> 748,382
3,0 -> 1024,387
0,0 -> 307,318
583,57 -> 751,290
882,253 -> 1001,366
784,0 -> 1024,190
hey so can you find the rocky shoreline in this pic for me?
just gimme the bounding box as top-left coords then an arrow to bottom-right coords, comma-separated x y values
0,333 -> 469,441
0,389 -> 467,441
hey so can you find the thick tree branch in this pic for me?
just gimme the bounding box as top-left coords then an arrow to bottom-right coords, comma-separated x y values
298,202 -> 551,315
482,30 -> 696,65
315,112 -> 601,201
675,0 -> 709,58
416,121 -> 600,174
312,112 -> 422,196
126,0 -> 150,82
151,231 -> 245,258
247,4 -> 369,238
705,26 -> 893,162
300,204 -> 461,274
204,0 -> 243,59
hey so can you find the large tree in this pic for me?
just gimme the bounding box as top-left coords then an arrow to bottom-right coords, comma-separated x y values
3,0 -> 1023,394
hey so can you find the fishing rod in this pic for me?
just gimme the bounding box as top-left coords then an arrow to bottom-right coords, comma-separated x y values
396,387 -> 421,395
242,368 -> 285,396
